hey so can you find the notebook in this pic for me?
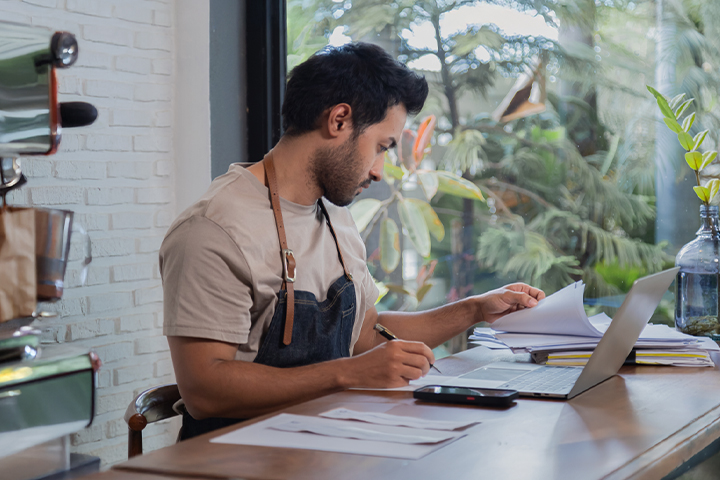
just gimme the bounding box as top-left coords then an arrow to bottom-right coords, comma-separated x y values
415,268 -> 679,399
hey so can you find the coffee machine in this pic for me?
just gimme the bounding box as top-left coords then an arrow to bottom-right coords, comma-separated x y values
0,20 -> 101,479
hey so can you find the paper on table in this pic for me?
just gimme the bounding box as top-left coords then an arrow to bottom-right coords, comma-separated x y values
211,413 -> 466,460
319,407 -> 479,431
590,315 -> 704,341
270,417 -> 456,444
491,281 -> 602,337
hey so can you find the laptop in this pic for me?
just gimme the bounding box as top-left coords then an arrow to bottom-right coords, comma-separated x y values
421,268 -> 679,399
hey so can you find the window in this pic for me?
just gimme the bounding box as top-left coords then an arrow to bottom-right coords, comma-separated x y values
286,0 -> 720,345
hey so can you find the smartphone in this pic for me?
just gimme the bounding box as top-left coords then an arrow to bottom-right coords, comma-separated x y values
413,385 -> 519,407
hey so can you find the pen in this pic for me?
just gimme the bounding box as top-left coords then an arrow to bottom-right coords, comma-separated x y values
373,323 -> 442,374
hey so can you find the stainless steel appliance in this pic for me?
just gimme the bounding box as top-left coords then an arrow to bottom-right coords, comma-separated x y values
0,20 -> 99,480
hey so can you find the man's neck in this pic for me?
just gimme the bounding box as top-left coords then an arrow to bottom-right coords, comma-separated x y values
247,135 -> 322,206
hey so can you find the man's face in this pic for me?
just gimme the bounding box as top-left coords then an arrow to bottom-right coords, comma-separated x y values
311,104 -> 407,207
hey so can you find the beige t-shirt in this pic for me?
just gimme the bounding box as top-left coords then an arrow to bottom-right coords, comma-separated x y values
160,164 -> 379,361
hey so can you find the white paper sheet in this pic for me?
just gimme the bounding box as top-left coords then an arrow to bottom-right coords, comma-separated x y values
270,417 -> 456,444
491,281 -> 602,337
319,407 -> 479,431
211,413 -> 467,459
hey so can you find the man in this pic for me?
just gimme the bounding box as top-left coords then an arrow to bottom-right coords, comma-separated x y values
160,42 -> 544,439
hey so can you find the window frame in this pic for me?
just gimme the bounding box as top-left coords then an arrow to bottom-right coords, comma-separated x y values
245,0 -> 287,163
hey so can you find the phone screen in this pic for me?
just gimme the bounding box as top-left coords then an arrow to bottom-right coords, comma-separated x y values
419,386 -> 516,397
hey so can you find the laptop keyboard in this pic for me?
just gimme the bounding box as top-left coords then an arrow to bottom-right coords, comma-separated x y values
499,366 -> 582,394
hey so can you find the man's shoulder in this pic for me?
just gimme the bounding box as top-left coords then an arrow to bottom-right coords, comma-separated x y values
163,167 -> 275,247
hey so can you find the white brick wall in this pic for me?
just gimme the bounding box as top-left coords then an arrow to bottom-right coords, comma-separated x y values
1,0 -> 179,467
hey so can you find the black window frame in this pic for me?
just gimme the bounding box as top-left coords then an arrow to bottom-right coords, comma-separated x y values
245,0 -> 287,163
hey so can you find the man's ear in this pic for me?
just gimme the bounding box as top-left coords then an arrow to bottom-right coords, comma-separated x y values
326,103 -> 353,138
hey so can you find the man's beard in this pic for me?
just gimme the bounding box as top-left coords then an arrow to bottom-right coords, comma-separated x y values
310,135 -> 372,207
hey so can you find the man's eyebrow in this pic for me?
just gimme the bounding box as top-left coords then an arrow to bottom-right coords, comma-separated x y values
388,137 -> 397,149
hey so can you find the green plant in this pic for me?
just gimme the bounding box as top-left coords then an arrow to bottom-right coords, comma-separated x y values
647,85 -> 719,205
349,115 -> 485,306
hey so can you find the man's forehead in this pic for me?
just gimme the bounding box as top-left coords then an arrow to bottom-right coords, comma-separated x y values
370,105 -> 407,137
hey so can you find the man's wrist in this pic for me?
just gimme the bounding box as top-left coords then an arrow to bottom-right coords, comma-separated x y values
332,356 -> 355,390
460,295 -> 484,327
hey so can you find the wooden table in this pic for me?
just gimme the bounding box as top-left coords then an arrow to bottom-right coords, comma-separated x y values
80,471 -> 226,480
111,348 -> 720,480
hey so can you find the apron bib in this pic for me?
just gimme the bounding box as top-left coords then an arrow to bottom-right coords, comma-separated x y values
181,153 -> 356,439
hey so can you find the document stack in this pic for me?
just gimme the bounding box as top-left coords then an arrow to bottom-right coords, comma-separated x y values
470,281 -> 718,367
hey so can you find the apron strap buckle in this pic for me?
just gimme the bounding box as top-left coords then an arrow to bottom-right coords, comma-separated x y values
283,248 -> 296,283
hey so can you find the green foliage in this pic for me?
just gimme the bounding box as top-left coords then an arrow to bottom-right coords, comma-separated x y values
291,0 -> 679,300
347,116 -> 486,306
349,198 -> 382,232
407,198 -> 445,242
379,218 -> 400,273
477,227 -> 582,291
398,198 -> 431,257
648,84 -> 719,205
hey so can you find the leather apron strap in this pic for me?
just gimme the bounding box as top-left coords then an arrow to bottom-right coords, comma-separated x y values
264,152 -> 353,346
264,154 -> 296,346
317,198 -> 353,282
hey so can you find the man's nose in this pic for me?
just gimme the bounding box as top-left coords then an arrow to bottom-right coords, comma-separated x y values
369,155 -> 384,182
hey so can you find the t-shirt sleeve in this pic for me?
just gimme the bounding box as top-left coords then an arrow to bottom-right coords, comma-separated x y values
361,257 -> 380,311
160,215 -> 253,344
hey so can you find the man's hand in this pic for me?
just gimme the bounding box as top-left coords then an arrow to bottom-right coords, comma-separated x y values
341,339 -> 435,389
474,283 -> 545,324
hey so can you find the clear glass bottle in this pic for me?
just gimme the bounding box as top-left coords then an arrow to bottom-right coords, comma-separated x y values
675,205 -> 720,337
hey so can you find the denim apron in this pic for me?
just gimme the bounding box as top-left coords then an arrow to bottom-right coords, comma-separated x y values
181,153 -> 356,439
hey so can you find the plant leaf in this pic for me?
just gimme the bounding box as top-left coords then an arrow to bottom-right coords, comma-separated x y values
397,129 -> 417,172
647,85 -> 676,119
682,112 -> 696,132
385,283 -> 412,296
408,198 -> 445,242
663,117 -> 683,133
685,151 -> 703,170
413,115 -> 436,164
397,199 -> 431,257
383,161 -> 404,181
709,179 -> 720,203
436,171 -> 485,201
675,99 -> 694,119
701,151 -> 718,170
349,198 -> 383,233
694,186 -> 710,203
693,130 -> 709,150
374,279 -> 389,304
379,218 -> 400,273
669,93 -> 686,110
416,282 -> 433,303
678,131 -> 695,151
417,170 -> 439,200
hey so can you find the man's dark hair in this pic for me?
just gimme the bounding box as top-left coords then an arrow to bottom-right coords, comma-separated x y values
282,42 -> 429,137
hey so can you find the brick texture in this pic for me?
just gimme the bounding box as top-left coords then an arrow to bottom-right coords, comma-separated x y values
1,0 -> 178,467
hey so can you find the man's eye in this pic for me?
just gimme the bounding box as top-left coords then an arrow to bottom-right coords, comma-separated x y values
379,145 -> 389,153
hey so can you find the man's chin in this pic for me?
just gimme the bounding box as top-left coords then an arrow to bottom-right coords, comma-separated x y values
324,194 -> 354,208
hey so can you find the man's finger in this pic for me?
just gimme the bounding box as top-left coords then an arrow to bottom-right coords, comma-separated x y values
394,340 -> 436,365
506,291 -> 538,308
399,365 -> 425,381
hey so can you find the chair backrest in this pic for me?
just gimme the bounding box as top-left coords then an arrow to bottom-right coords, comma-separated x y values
124,383 -> 181,458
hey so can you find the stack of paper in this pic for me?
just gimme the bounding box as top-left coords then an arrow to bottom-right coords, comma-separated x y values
529,349 -> 714,367
211,408 -> 479,460
469,281 -> 718,367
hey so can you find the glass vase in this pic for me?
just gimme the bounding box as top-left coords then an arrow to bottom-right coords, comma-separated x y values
675,205 -> 720,337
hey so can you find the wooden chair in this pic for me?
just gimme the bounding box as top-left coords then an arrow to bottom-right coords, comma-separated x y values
124,383 -> 182,458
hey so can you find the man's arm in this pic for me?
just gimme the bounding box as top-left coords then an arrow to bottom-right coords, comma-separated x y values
169,334 -> 435,420
353,283 -> 545,354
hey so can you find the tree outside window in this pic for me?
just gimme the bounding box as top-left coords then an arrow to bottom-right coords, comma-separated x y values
287,0 -> 720,350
